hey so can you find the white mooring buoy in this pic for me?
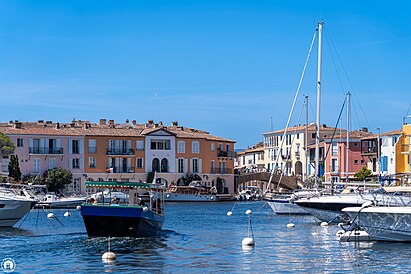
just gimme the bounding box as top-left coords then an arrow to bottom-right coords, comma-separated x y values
102,237 -> 116,261
76,205 -> 81,211
242,209 -> 255,247
142,206 -> 149,212
320,222 -> 329,227
287,223 -> 295,228
47,212 -> 55,219
227,211 -> 233,216
64,211 -> 71,217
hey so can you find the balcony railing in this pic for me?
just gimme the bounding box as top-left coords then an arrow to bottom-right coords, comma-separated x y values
107,148 -> 135,155
217,150 -> 236,158
362,147 -> 377,154
210,167 -> 232,174
29,147 -> 64,154
106,166 -> 134,173
281,155 -> 291,161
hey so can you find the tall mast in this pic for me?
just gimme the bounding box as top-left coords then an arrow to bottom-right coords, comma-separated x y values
315,21 -> 323,188
305,95 -> 309,187
346,92 -> 351,184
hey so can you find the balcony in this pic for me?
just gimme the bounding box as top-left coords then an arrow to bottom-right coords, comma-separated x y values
217,150 -> 236,158
329,166 -> 340,175
106,166 -> 134,173
281,154 -> 291,161
210,167 -> 233,174
361,147 -> 377,155
29,147 -> 64,155
107,148 -> 135,155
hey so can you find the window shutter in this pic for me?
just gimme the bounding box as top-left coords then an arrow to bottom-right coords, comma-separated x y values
56,139 -> 61,149
68,158 -> 72,169
68,139 -> 72,154
79,140 -> 84,154
80,158 -> 84,170
199,159 -> 202,173
29,138 -> 33,148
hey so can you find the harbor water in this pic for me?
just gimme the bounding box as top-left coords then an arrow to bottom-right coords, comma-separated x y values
1,201 -> 411,273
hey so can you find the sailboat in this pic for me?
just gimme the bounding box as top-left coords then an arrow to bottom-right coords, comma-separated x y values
265,22 -> 324,215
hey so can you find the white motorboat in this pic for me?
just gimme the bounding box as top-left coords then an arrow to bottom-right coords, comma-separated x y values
164,181 -> 218,202
266,190 -> 319,215
295,186 -> 411,223
0,190 -> 36,227
343,206 -> 411,242
35,193 -> 86,209
236,186 -> 262,201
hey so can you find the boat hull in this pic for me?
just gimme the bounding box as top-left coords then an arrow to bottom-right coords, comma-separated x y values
0,198 -> 33,227
267,199 -> 308,215
35,198 -> 86,209
164,192 -> 218,202
343,207 -> 411,242
81,204 -> 164,237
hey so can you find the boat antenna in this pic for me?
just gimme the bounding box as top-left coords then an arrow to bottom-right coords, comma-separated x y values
265,25 -> 318,193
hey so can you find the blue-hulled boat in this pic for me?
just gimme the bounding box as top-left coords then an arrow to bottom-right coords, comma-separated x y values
80,181 -> 165,238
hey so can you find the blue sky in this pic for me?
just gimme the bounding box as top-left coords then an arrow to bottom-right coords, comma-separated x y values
0,1 -> 410,148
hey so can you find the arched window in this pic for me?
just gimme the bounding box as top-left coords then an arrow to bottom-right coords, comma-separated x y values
161,158 -> 169,172
152,158 -> 160,172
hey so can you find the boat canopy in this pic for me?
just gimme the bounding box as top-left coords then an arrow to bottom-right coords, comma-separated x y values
85,181 -> 165,190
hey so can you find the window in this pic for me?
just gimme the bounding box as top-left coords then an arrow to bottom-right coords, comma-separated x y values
361,159 -> 365,164
311,133 -> 316,139
192,158 -> 199,173
392,136 -> 397,146
192,141 -> 200,153
211,143 -> 215,151
211,160 -> 215,173
242,156 -> 245,165
161,158 -> 169,172
72,159 -> 80,169
178,158 -> 184,173
49,158 -> 56,169
17,138 -> 23,147
136,140 -> 144,151
354,159 -> 359,165
88,139 -> 96,153
177,141 -> 185,153
72,140 -> 79,154
33,158 -> 40,173
297,133 -> 300,140
218,143 -> 222,151
354,143 -> 358,147
226,144 -> 230,152
150,139 -> 171,150
152,158 -> 160,172
89,157 -> 96,168
331,142 -> 338,156
136,158 -> 143,169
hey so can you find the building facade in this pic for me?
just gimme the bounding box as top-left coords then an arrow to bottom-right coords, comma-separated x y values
1,119 -> 236,195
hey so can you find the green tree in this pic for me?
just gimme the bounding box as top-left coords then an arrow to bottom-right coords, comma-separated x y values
46,168 -> 73,194
0,132 -> 15,158
354,166 -> 372,181
8,155 -> 21,182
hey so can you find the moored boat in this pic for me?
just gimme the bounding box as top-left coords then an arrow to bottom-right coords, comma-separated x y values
0,190 -> 36,227
165,181 -> 218,202
35,192 -> 86,209
80,181 -> 165,238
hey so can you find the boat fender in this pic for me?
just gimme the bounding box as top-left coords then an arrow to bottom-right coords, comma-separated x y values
142,206 -> 149,212
227,211 -> 233,216
47,213 -> 55,219
245,210 -> 252,215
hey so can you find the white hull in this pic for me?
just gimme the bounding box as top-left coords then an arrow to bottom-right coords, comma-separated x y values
343,206 -> 411,242
36,197 -> 86,208
0,196 -> 34,227
301,207 -> 343,222
267,199 -> 308,215
164,192 -> 217,202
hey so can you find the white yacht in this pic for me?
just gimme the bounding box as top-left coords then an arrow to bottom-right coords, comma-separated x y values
343,206 -> 411,242
0,190 -> 36,227
266,190 -> 319,215
35,192 -> 86,209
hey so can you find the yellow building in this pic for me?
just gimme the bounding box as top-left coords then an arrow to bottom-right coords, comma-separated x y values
395,123 -> 411,183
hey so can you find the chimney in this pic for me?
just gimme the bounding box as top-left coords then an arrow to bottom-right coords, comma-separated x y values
99,119 -> 106,125
362,127 -> 368,132
13,122 -> 22,129
108,120 -> 114,125
126,119 -> 129,123
132,120 -> 137,125
55,122 -> 60,129
172,121 -> 178,126
148,120 -> 154,124
159,121 -> 163,126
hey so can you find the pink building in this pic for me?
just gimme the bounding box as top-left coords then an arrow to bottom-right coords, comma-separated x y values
0,120 -> 85,193
320,129 -> 373,183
